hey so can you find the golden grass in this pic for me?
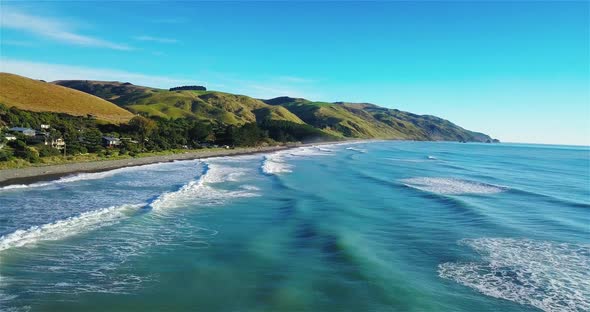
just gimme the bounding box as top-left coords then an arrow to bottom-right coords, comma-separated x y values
0,73 -> 134,123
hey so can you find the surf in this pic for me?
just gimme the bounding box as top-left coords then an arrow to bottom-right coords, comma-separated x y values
150,160 -> 260,210
0,203 -> 143,252
439,238 -> 590,312
401,177 -> 507,195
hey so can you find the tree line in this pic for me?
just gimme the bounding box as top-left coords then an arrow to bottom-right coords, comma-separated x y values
169,85 -> 207,91
0,104 -> 335,164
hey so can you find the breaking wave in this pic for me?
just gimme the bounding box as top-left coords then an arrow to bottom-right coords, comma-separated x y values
261,146 -> 335,176
439,238 -> 590,312
150,162 -> 259,210
261,154 -> 292,175
401,177 -> 506,195
0,204 -> 143,252
0,162 -> 171,191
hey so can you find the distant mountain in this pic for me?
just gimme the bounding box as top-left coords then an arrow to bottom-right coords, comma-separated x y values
263,97 -> 493,142
51,79 -> 493,142
0,73 -> 134,124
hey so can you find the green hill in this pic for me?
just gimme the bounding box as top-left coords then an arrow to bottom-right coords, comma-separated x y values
54,80 -> 493,142
0,73 -> 134,124
263,97 -> 491,142
53,80 -> 305,125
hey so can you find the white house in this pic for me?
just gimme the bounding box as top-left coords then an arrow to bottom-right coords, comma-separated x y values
102,136 -> 121,147
51,138 -> 65,150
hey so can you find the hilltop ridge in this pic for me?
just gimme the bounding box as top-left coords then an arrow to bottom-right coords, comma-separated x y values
0,73 -> 134,123
0,74 -> 494,142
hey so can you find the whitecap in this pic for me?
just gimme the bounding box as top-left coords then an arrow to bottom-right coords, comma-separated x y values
401,177 -> 506,195
314,146 -> 333,153
439,238 -> 590,312
150,162 -> 259,210
0,203 -> 143,252
0,161 -> 183,192
261,145 -> 335,176
261,154 -> 292,175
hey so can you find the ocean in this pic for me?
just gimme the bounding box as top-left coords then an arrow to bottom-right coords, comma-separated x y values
0,141 -> 588,312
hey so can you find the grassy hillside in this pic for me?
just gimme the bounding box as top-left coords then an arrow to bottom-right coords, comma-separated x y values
0,73 -> 134,123
264,97 -> 492,142
54,80 -> 493,142
54,80 -> 304,125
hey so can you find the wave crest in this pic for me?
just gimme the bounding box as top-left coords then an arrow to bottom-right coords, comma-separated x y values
261,146 -> 334,176
0,162 -> 180,191
150,162 -> 259,210
0,204 -> 143,252
439,238 -> 590,312
261,155 -> 292,175
401,177 -> 506,195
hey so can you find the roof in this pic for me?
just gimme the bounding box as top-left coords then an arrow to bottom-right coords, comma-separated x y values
9,127 -> 34,132
102,136 -> 121,141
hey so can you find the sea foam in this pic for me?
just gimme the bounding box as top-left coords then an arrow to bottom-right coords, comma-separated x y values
0,161 -> 175,192
401,177 -> 506,195
150,161 -> 259,210
0,204 -> 143,252
261,145 -> 334,176
439,238 -> 590,312
261,154 -> 292,175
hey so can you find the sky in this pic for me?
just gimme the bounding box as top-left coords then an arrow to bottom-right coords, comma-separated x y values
0,1 -> 588,145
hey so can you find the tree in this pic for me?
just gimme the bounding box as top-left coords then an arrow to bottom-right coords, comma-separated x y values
83,128 -> 103,152
188,121 -> 212,144
231,123 -> 264,146
129,116 -> 156,151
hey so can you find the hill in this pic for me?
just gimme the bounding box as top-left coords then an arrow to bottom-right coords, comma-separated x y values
0,73 -> 134,123
53,80 -> 305,125
263,97 -> 492,142
54,80 -> 494,142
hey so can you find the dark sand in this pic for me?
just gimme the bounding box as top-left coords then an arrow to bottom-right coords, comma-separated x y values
0,145 -> 293,187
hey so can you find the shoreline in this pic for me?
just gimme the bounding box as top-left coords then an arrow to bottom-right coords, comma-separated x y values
0,140 -> 365,187
0,145 -> 293,187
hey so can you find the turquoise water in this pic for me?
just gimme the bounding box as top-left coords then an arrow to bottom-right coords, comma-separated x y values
0,141 -> 589,311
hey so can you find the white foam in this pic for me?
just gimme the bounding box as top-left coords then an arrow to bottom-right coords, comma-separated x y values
427,155 -> 437,160
439,238 -> 590,312
401,177 -> 506,195
150,162 -> 259,210
0,161 -> 177,191
261,145 -> 335,176
261,154 -> 292,175
314,146 -> 333,153
0,204 -> 142,252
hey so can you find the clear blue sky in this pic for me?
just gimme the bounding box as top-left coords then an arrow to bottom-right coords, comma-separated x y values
1,1 -> 588,145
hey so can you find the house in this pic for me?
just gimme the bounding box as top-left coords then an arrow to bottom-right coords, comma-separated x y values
102,136 -> 121,147
4,134 -> 16,141
40,124 -> 50,130
51,138 -> 66,150
9,127 -> 36,136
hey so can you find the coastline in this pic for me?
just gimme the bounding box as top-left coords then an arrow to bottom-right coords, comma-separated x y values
0,140 -> 365,187
0,145 -> 293,187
